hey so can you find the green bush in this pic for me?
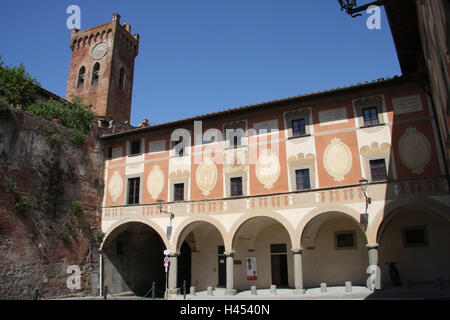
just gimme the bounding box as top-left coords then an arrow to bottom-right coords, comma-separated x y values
39,157 -> 64,217
58,230 -> 70,243
0,95 -> 11,118
4,176 -> 19,194
96,231 -> 105,243
0,57 -> 39,108
45,132 -> 62,151
14,195 -> 29,217
70,200 -> 83,217
0,58 -> 97,134
27,96 -> 97,135
64,221 -> 73,232
70,129 -> 85,148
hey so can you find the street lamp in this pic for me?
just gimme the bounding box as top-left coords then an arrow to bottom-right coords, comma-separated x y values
337,0 -> 384,18
359,179 -> 371,230
156,199 -> 175,221
156,199 -> 175,240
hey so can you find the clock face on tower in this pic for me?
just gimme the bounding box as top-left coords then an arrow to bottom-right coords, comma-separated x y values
91,42 -> 108,60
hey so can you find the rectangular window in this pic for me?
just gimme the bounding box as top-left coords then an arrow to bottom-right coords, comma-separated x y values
218,245 -> 225,255
128,177 -> 140,205
232,135 -> 241,148
295,169 -> 311,191
292,119 -> 306,137
174,183 -> 185,201
130,140 -> 141,156
335,231 -> 356,249
230,177 -> 243,197
402,226 -> 428,247
270,244 -> 287,254
369,159 -> 387,182
362,107 -> 379,126
171,138 -> 184,157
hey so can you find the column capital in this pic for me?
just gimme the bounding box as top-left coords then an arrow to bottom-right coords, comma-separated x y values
290,248 -> 303,254
169,252 -> 181,257
224,251 -> 235,257
366,244 -> 379,250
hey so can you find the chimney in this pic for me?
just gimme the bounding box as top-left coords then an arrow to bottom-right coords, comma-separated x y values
112,13 -> 121,24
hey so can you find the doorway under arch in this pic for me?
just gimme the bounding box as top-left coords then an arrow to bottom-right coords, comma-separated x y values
102,222 -> 166,297
176,220 -> 226,292
232,216 -> 294,291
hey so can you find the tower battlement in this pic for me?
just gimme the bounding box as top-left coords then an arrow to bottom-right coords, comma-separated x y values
66,13 -> 139,123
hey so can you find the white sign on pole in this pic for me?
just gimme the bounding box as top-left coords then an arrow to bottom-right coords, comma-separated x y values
246,257 -> 257,280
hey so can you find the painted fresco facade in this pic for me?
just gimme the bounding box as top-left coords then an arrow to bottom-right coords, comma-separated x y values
99,76 -> 450,295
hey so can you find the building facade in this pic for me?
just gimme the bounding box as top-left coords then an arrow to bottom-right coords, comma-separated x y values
63,4 -> 450,297
98,74 -> 450,296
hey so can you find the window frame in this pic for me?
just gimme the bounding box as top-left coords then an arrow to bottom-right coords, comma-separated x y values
77,66 -> 86,89
118,67 -> 125,91
334,230 -> 357,250
353,96 -> 385,128
362,106 -> 380,127
295,168 -> 311,191
92,62 -> 100,86
127,177 -> 140,205
129,140 -> 142,156
173,182 -> 185,202
171,136 -> 186,157
402,226 -> 429,248
291,118 -> 307,137
284,108 -> 311,139
369,158 -> 388,182
230,176 -> 243,197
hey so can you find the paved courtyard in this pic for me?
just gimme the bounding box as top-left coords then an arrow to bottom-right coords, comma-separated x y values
52,285 -> 450,300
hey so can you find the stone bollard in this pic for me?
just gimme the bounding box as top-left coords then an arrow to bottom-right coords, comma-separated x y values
251,286 -> 257,295
320,283 -> 327,294
345,281 -> 352,293
270,285 -> 277,295
190,287 -> 196,296
207,286 -> 214,296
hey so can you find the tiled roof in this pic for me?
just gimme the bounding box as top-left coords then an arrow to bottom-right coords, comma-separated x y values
99,73 -> 423,140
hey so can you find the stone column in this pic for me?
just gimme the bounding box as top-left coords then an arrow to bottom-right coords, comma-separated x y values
367,244 -> 379,266
291,248 -> 305,294
168,252 -> 180,299
224,251 -> 237,296
366,244 -> 380,290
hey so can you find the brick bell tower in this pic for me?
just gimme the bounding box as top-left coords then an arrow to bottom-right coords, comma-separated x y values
66,13 -> 139,123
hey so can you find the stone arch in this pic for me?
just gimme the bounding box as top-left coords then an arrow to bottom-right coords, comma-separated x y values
101,217 -> 170,250
101,219 -> 168,296
299,208 -> 369,288
229,212 -> 297,251
367,198 -> 450,245
296,205 -> 364,247
170,216 -> 228,252
373,198 -> 450,286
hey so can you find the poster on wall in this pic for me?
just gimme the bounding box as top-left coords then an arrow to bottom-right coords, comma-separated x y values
246,257 -> 257,280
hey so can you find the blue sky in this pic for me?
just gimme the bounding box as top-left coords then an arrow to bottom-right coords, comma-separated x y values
0,0 -> 401,126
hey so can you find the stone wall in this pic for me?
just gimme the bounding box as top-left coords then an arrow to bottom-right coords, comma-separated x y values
0,111 -> 104,299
